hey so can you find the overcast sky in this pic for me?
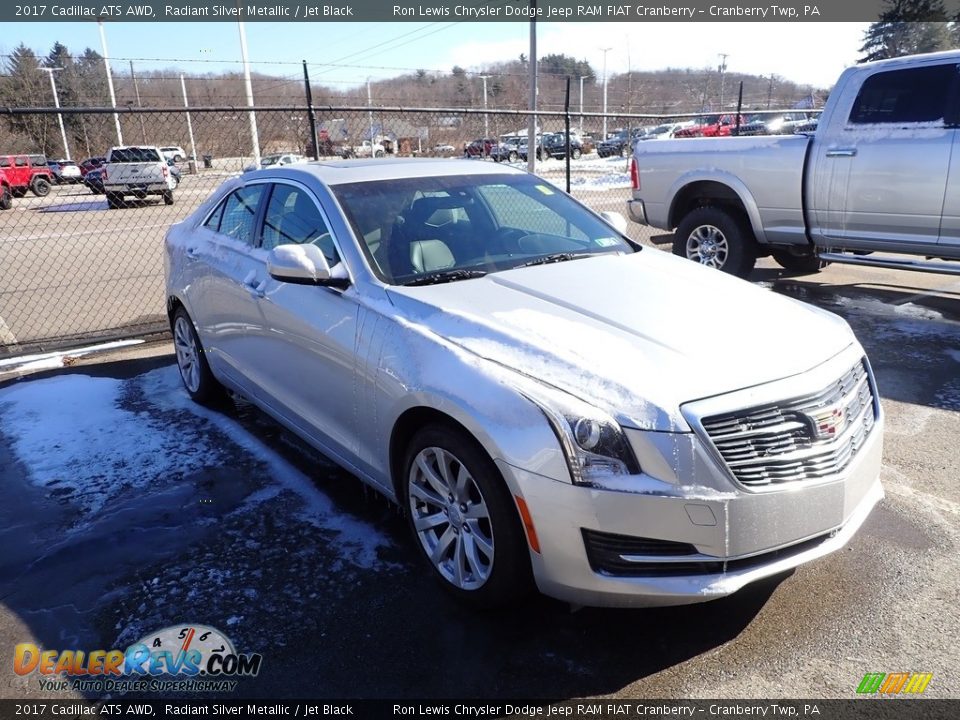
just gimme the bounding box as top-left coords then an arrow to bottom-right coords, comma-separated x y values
3,21 -> 870,89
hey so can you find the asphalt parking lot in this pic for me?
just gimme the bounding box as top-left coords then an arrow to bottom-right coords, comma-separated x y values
1,248 -> 958,701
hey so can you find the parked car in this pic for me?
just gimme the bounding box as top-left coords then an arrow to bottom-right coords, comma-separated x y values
340,141 -> 388,160
0,168 -> 12,210
160,146 -> 187,162
0,154 -> 53,197
47,159 -> 82,184
79,156 -> 106,177
102,145 -> 175,208
83,167 -> 104,195
167,159 -> 182,186
638,121 -> 696,141
489,137 -> 522,163
673,114 -> 746,138
627,50 -> 960,278
244,153 -> 306,172
596,129 -> 639,158
536,132 -> 584,160
166,158 -> 882,609
735,112 -> 813,137
464,138 -> 496,158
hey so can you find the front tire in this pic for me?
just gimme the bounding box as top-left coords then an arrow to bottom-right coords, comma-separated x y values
0,187 -> 11,210
772,249 -> 827,274
673,206 -> 757,278
31,178 -> 51,197
404,425 -> 532,608
172,307 -> 224,404
571,148 -> 582,160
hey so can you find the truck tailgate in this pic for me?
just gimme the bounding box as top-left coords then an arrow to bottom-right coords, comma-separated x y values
105,163 -> 164,185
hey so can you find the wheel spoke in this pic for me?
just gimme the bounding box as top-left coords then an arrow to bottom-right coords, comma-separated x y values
416,454 -> 448,498
413,510 -> 448,532
453,534 -> 466,587
431,526 -> 456,564
454,464 -> 471,501
409,481 -> 444,508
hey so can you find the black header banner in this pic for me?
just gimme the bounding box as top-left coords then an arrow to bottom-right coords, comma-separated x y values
5,0 -> 956,23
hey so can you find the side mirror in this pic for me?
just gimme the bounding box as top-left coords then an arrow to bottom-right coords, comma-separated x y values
267,243 -> 337,285
599,211 -> 629,235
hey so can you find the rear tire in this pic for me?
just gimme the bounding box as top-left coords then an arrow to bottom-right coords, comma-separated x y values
772,249 -> 827,274
163,189 -> 175,206
172,307 -> 225,405
0,187 -> 12,210
30,177 -> 51,197
403,424 -> 533,608
673,206 -> 757,278
106,192 -> 124,209
571,148 -> 582,160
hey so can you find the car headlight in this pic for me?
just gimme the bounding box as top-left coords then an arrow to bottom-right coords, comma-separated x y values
518,381 -> 640,485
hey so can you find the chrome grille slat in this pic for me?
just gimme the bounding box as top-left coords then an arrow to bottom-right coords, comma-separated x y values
701,359 -> 878,488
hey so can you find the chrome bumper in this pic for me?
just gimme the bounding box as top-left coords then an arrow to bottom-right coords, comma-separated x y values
627,198 -> 648,225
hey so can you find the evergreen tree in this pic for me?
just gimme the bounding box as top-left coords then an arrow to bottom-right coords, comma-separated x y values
859,0 -> 953,62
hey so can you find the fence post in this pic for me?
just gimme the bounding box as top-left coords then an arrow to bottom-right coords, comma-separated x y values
564,76 -> 571,194
303,61 -> 320,161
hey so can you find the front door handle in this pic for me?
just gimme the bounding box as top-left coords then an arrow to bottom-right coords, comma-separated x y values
826,148 -> 857,157
243,274 -> 266,299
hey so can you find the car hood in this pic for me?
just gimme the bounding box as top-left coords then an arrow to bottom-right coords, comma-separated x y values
385,250 -> 855,431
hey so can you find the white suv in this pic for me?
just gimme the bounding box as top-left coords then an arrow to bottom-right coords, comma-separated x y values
160,146 -> 187,162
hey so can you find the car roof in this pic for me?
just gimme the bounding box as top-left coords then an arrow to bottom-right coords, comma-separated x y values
251,158 -> 528,185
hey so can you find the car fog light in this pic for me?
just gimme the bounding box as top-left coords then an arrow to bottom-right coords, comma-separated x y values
574,418 -> 601,450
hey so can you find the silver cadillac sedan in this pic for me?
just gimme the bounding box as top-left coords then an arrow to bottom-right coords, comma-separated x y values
164,159 -> 883,608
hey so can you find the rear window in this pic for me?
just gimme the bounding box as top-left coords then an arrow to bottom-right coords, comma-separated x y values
109,147 -> 162,163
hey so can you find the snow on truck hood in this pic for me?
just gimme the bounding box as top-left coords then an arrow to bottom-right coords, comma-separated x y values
386,250 -> 855,432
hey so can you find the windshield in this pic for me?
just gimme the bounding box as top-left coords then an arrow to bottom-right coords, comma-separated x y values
332,173 -> 635,285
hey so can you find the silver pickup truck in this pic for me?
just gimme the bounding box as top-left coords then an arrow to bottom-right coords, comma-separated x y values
103,145 -> 176,210
627,50 -> 960,278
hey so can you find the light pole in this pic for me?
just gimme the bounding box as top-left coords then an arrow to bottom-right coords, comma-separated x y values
600,47 -> 612,140
718,53 -> 729,110
367,77 -> 375,147
39,67 -> 70,160
237,18 -> 261,168
479,75 -> 490,139
180,74 -> 198,171
97,19 -> 123,145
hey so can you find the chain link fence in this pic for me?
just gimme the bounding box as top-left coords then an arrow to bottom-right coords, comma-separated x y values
0,104 -> 819,357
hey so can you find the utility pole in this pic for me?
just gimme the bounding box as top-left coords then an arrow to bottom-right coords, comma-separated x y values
367,78 -> 375,146
718,53 -> 729,110
766,75 -> 775,109
479,75 -> 490,139
130,61 -> 147,144
303,61 -> 320,160
97,19 -> 123,145
237,17 -> 261,168
600,47 -> 612,140
39,67 -> 70,160
180,74 -> 198,172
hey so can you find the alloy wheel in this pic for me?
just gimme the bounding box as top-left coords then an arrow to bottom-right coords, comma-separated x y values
685,224 -> 729,269
173,315 -> 201,393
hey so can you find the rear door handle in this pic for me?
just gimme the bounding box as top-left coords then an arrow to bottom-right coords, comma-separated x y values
826,148 -> 857,157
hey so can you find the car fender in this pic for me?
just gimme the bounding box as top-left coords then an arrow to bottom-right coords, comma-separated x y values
667,168 -> 768,245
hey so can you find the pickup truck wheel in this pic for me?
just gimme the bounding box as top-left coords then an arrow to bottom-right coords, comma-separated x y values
162,190 -> 175,206
674,207 -> 757,278
30,178 -> 51,197
0,187 -> 12,210
771,249 -> 827,274
106,192 -> 124,210
404,424 -> 533,608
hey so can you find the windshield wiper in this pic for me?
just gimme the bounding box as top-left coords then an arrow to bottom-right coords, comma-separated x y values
512,252 -> 588,269
402,269 -> 488,286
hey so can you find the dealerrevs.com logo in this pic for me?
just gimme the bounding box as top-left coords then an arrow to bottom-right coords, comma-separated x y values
14,624 -> 262,693
856,672 -> 933,695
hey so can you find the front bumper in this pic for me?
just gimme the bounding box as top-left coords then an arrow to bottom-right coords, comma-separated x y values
500,410 -> 883,607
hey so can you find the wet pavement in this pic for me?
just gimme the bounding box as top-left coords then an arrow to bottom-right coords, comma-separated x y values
1,265 -> 958,700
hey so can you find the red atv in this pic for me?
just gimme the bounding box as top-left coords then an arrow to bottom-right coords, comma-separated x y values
0,154 -> 54,198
